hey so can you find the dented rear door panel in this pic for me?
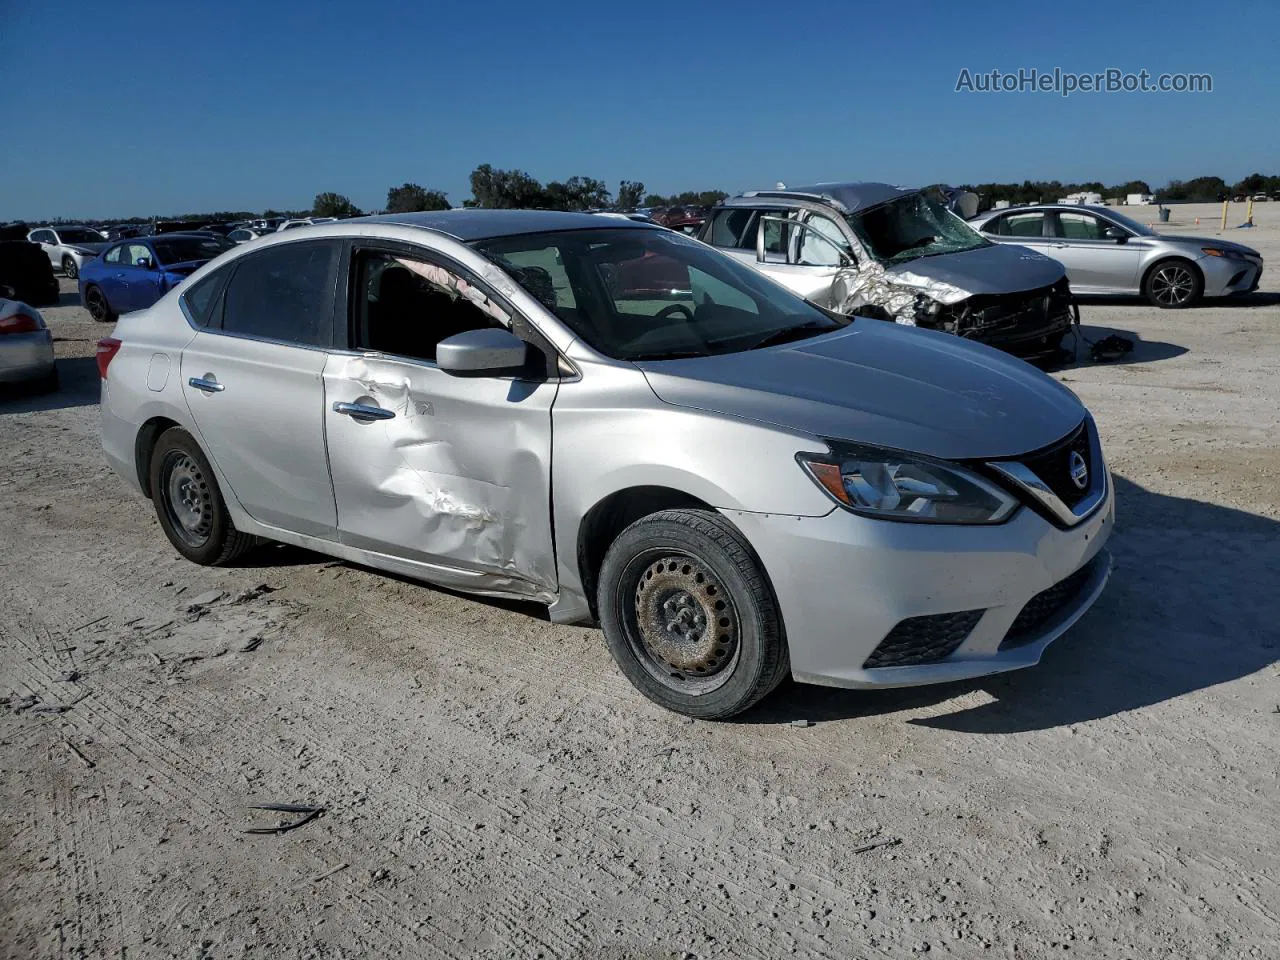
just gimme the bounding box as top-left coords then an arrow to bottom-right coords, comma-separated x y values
322,353 -> 558,601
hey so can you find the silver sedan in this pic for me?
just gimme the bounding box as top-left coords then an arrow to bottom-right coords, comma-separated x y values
0,290 -> 57,391
969,204 -> 1263,308
98,211 -> 1112,718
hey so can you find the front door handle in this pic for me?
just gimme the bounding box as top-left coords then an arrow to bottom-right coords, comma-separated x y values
188,376 -> 224,393
333,401 -> 395,421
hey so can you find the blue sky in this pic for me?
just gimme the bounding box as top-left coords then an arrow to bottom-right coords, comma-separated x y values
3,0 -> 1277,219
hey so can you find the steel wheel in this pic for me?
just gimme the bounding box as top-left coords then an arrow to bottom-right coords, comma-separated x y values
62,257 -> 78,280
1149,263 -> 1196,306
623,551 -> 741,693
160,451 -> 214,548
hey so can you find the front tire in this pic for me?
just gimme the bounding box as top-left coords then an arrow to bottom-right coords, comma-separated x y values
84,285 -> 116,323
62,256 -> 78,280
597,509 -> 789,719
149,428 -> 256,566
1144,258 -> 1202,308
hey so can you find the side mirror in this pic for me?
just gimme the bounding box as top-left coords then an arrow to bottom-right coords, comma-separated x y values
1103,226 -> 1127,243
137,256 -> 155,269
436,328 -> 529,377
0,284 -> 15,299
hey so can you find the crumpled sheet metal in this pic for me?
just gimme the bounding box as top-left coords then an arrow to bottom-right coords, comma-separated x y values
331,354 -> 557,602
830,262 -> 971,325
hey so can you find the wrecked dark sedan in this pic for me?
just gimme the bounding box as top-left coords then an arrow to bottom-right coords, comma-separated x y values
99,211 -> 1111,720
698,182 -> 1075,355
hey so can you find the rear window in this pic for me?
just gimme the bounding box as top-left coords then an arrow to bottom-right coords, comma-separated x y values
220,241 -> 339,346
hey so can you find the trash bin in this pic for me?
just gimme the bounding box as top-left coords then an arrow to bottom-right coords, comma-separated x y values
1159,208 -> 1171,222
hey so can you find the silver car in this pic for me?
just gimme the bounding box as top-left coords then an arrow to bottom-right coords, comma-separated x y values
26,225 -> 109,280
698,184 -> 1075,355
0,289 -> 57,391
969,204 -> 1264,308
98,211 -> 1113,718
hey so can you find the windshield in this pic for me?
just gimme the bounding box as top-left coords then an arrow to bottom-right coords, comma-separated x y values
474,227 -> 845,361
846,192 -> 990,264
56,228 -> 102,244
1099,210 -> 1156,236
151,236 -> 233,265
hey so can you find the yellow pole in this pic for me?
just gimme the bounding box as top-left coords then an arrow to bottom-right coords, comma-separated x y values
1221,200 -> 1229,230
1246,197 -> 1255,226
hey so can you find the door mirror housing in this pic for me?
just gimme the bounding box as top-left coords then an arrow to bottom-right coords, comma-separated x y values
1103,226 -> 1128,243
136,256 -> 155,270
436,328 -> 530,377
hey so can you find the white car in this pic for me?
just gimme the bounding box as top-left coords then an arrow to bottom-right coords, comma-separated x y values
0,290 -> 57,392
276,217 -> 338,232
97,211 -> 1113,719
26,225 -> 108,280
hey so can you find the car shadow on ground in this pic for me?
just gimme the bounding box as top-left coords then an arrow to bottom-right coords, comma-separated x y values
56,289 -> 82,308
0,356 -> 100,414
1037,324 -> 1188,371
1076,290 -> 1280,309
743,474 -> 1279,732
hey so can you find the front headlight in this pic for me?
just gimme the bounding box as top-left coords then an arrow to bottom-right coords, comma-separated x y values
797,446 -> 1018,524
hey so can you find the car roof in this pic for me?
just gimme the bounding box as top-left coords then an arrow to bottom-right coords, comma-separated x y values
982,204 -> 1117,215
355,209 -> 660,241
723,181 -> 919,213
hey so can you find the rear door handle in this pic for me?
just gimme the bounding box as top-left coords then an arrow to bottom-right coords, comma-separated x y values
333,401 -> 395,421
188,376 -> 224,393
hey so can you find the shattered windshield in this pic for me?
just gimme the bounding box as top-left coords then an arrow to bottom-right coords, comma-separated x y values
474,227 -> 845,361
846,193 -> 990,265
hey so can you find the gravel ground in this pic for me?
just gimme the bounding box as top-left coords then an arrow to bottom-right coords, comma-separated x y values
2,203 -> 1278,959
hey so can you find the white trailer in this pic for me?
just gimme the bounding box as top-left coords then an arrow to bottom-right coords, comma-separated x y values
1126,193 -> 1155,205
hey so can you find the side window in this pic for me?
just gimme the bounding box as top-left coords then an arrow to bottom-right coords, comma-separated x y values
1000,212 -> 1046,238
32,230 -> 52,244
104,245 -> 123,264
182,267 -> 229,328
796,215 -> 852,267
707,209 -> 754,249
1056,212 -> 1106,240
221,240 -> 339,347
122,243 -> 151,266
353,250 -> 512,363
760,213 -> 793,259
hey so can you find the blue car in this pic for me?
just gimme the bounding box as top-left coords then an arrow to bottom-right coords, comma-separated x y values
79,233 -> 233,322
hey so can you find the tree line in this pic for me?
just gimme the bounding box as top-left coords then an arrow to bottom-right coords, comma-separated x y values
24,167 -> 1280,227
958,173 -> 1280,206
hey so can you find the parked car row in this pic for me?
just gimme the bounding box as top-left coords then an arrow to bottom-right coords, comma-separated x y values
95,209 -> 1115,719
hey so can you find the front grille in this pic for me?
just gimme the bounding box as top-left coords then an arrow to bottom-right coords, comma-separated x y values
1000,559 -> 1098,649
957,280 -> 1073,339
1018,421 -> 1093,509
863,609 -> 984,668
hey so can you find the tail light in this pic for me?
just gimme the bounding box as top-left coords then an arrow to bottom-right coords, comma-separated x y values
96,337 -> 122,378
0,311 -> 40,335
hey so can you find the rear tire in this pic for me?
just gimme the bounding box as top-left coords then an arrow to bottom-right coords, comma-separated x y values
1144,258 -> 1202,308
597,508 -> 789,719
149,428 -> 257,566
62,256 -> 78,280
84,285 -> 116,323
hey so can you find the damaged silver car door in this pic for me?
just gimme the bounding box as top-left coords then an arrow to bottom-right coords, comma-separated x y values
752,212 -> 854,309
321,243 -> 559,601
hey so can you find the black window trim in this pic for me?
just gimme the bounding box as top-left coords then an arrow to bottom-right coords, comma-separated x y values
334,238 -> 561,381
178,238 -> 342,349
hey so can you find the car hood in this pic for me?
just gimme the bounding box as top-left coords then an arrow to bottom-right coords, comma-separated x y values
1157,235 -> 1261,258
637,322 -> 1085,460
884,242 -> 1066,298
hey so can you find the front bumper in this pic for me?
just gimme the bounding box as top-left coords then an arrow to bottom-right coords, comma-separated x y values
724,472 -> 1114,689
0,330 -> 55,383
1199,253 -> 1263,297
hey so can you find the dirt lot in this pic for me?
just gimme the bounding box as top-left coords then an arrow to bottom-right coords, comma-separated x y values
2,203 -> 1278,959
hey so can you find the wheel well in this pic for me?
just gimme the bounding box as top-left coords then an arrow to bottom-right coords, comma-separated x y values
135,417 -> 181,497
1142,255 -> 1201,290
577,486 -> 712,620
